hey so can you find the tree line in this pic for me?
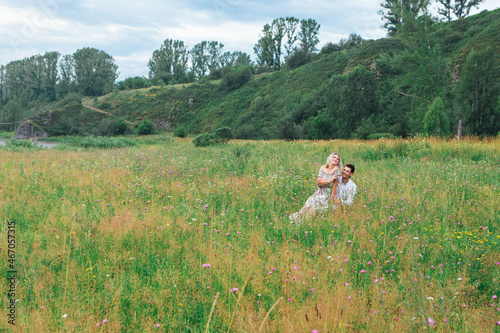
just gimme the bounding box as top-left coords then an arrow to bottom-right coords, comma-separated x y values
0,16 -> 320,124
0,48 -> 118,124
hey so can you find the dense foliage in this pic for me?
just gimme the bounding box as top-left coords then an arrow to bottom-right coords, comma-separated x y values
0,7 -> 499,139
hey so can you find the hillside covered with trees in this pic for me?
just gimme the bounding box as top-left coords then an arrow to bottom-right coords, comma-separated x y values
1,1 -> 499,139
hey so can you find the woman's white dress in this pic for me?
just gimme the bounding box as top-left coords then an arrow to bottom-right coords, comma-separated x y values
289,168 -> 340,224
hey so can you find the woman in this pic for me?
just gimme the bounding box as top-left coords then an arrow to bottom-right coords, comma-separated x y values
289,152 -> 342,224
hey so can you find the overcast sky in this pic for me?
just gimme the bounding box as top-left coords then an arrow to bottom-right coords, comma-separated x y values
1,0 -> 499,81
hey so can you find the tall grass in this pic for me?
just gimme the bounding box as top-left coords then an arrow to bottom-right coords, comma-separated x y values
0,138 -> 499,332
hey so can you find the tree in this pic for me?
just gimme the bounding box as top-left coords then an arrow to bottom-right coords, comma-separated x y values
423,97 -> 450,136
338,33 -> 363,51
317,66 -> 378,139
284,17 -> 300,59
452,0 -> 485,19
148,39 -> 189,84
271,17 -> 286,70
298,19 -> 321,54
437,0 -> 484,20
254,24 -> 275,69
379,0 -> 430,36
43,51 -> 60,101
137,118 -> 155,135
73,48 -> 118,96
207,41 -> 224,74
59,54 -> 75,96
191,41 -> 210,78
437,0 -> 453,20
455,48 -> 500,136
378,3 -> 448,134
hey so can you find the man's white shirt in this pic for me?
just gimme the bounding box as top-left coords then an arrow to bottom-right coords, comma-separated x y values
335,176 -> 356,205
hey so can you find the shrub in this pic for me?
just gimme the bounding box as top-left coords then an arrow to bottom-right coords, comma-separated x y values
193,127 -> 233,147
69,135 -> 137,148
213,127 -> 233,142
193,132 -> 214,147
94,117 -> 132,136
114,118 -> 132,136
220,67 -> 253,91
423,97 -> 450,137
4,139 -> 39,149
174,125 -> 188,138
136,119 -> 155,135
285,48 -> 315,70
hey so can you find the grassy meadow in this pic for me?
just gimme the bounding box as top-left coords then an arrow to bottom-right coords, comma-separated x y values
0,137 -> 499,332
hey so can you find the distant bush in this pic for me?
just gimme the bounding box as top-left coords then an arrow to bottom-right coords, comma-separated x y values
193,126 -> 233,147
94,117 -> 132,136
285,48 -> 315,70
220,67 -> 253,91
136,119 -> 155,135
97,101 -> 113,110
174,125 -> 188,138
279,117 -> 302,140
192,132 -> 213,147
117,76 -> 153,90
4,139 -> 40,149
213,127 -> 233,141
69,135 -> 137,148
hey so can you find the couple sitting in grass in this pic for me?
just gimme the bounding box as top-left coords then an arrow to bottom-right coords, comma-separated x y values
289,152 -> 356,225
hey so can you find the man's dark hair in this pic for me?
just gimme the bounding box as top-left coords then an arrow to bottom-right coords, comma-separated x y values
345,163 -> 355,173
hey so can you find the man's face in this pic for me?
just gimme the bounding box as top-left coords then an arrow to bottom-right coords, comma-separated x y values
342,166 -> 353,178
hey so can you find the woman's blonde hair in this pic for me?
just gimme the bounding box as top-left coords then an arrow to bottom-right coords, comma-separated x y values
325,152 -> 342,170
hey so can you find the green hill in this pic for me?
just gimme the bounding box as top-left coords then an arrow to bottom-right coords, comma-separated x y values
11,8 -> 500,139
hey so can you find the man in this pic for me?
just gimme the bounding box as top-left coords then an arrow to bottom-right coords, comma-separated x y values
330,164 -> 356,206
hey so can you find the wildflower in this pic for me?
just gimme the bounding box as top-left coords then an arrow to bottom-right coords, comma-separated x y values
493,295 -> 498,299
347,296 -> 351,300
155,324 -> 161,328
96,323 -> 100,327
103,319 -> 109,324
293,266 -> 298,270
427,297 -> 434,300
428,317 -> 435,326
360,270 -> 367,274
62,314 -> 68,318
202,263 -> 211,268
344,283 -> 349,286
